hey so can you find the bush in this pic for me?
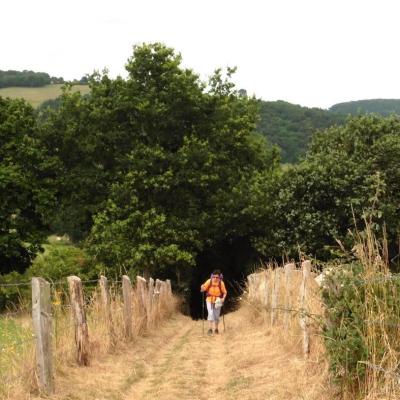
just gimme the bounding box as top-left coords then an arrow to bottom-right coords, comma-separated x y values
321,227 -> 400,397
0,243 -> 103,311
321,262 -> 369,388
26,243 -> 98,282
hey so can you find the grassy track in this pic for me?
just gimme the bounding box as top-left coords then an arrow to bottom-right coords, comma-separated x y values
49,308 -> 332,400
0,84 -> 90,107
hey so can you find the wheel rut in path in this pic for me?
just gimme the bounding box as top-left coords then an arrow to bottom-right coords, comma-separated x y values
125,317 -> 230,400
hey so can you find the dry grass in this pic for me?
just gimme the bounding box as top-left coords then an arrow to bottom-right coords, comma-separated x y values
0,84 -> 90,107
224,305 -> 334,400
50,306 -> 334,400
0,278 -> 176,399
349,224 -> 400,400
1,274 -> 335,400
244,264 -> 334,399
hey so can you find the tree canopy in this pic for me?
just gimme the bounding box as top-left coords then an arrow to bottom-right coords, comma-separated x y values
67,43 -> 279,279
0,97 -> 56,273
266,115 -> 400,260
0,70 -> 54,88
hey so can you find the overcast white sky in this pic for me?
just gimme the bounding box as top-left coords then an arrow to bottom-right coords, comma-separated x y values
2,0 -> 400,109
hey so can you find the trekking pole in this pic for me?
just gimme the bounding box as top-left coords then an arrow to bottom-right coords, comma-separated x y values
222,307 -> 226,333
202,291 -> 205,335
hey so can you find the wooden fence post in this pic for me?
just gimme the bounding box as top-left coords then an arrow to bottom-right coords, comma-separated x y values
122,275 -> 133,339
99,276 -> 116,346
166,279 -> 172,297
271,268 -> 281,325
136,276 -> 148,318
260,271 -> 269,308
247,273 -> 255,301
299,260 -> 312,357
159,280 -> 167,309
32,277 -> 54,394
154,279 -> 162,315
147,278 -> 155,327
284,263 -> 295,329
67,276 -> 90,366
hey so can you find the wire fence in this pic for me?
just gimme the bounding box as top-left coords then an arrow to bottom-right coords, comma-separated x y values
359,361 -> 400,383
0,278 -> 124,288
0,281 -> 32,287
0,309 -> 29,319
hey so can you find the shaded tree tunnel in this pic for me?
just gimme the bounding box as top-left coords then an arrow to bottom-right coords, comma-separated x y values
186,238 -> 260,319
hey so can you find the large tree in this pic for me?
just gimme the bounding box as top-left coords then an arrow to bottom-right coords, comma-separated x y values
80,43 -> 280,280
0,97 -> 56,273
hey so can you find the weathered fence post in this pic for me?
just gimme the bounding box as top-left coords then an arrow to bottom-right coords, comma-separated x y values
166,279 -> 172,297
284,263 -> 295,329
299,260 -> 312,357
136,276 -> 148,319
147,278 -> 155,327
260,271 -> 269,308
32,277 -> 54,394
122,275 -> 133,339
271,268 -> 281,325
247,273 -> 255,301
67,276 -> 90,366
159,280 -> 168,310
154,279 -> 162,317
99,276 -> 116,346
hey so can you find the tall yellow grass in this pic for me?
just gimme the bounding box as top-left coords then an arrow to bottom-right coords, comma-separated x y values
245,264 -> 326,361
244,264 -> 333,399
0,278 -> 177,399
350,224 -> 400,399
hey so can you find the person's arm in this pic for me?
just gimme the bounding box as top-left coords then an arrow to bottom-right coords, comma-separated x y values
200,279 -> 210,292
221,281 -> 227,302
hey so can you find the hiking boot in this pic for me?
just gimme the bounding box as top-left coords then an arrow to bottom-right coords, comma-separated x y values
207,329 -> 213,335
214,329 -> 219,334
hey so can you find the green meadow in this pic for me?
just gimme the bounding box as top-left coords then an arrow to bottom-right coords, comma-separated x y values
0,84 -> 90,108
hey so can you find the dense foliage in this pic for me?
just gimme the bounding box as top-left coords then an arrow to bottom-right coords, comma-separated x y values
82,44 -> 279,278
266,115 -> 400,260
321,263 -> 368,385
256,100 -> 346,163
330,99 -> 400,116
0,97 -> 56,274
2,43 -> 400,304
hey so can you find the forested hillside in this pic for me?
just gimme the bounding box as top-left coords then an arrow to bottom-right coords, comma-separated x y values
256,100 -> 346,163
330,99 -> 400,116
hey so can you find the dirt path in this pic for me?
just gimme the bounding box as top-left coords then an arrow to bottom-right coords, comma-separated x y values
50,309 -> 332,400
126,317 -> 230,400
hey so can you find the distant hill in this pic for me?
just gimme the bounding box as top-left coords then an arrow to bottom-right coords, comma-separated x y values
0,70 -> 65,88
330,99 -> 400,116
0,84 -> 90,108
257,100 -> 346,163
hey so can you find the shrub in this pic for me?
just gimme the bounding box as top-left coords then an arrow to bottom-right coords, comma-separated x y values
321,262 -> 369,389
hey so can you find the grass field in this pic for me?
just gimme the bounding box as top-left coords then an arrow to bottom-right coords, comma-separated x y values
0,317 -> 32,350
0,84 -> 90,108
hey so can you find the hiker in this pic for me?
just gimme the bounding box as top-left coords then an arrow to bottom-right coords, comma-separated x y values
200,269 -> 227,335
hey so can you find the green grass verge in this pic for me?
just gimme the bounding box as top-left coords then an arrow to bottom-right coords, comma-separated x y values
0,317 -> 32,350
